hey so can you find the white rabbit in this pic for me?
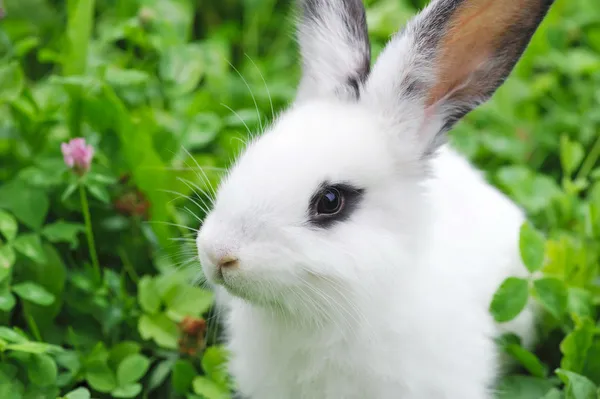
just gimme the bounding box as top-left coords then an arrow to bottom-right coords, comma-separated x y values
196,0 -> 554,398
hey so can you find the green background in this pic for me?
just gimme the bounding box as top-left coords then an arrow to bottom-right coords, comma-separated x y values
0,0 -> 599,397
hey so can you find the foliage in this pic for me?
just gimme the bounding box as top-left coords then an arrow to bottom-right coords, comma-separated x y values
0,0 -> 599,397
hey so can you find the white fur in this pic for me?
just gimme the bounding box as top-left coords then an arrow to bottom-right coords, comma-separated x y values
195,0 -> 546,397
197,101 -> 535,399
295,0 -> 371,102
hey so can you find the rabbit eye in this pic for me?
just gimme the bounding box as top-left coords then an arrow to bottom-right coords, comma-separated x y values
308,182 -> 365,228
316,188 -> 344,215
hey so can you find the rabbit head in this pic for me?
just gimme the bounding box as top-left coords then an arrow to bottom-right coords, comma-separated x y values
196,0 -> 553,317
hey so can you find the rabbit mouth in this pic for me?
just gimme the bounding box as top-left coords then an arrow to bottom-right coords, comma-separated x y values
217,272 -> 291,308
221,283 -> 247,300
217,273 -> 256,303
222,283 -> 276,307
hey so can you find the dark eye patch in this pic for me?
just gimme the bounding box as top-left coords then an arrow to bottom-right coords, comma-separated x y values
307,181 -> 365,229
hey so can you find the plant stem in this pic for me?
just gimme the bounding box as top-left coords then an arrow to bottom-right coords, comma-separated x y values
27,314 -> 42,342
80,184 -> 101,283
118,246 -> 139,283
577,131 -> 600,180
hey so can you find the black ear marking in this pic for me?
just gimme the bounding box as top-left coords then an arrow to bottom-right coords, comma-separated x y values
307,181 -> 365,229
338,0 -> 372,91
347,77 -> 361,99
296,0 -> 372,102
342,55 -> 371,99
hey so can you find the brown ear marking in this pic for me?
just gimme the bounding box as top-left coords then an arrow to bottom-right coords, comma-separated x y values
426,0 -> 554,107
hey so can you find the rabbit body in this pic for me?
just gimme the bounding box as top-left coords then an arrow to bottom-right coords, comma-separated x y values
218,136 -> 534,399
196,0 -> 553,397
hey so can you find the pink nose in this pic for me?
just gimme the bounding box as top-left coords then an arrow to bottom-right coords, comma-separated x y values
215,254 -> 239,269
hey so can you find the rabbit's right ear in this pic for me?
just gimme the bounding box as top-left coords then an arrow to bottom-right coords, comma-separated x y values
295,0 -> 371,103
363,0 -> 554,158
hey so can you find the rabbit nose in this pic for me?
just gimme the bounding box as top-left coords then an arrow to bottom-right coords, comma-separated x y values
216,254 -> 239,269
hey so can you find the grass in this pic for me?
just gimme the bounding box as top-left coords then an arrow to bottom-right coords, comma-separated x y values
0,0 -> 599,398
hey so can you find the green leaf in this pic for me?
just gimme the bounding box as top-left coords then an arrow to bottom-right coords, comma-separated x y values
86,183 -> 111,204
102,86 -> 174,250
0,61 -> 25,102
117,354 -> 150,385
88,173 -> 118,185
172,359 -> 197,394
155,271 -> 188,300
49,74 -> 99,90
16,163 -> 66,189
138,276 -> 161,314
533,277 -> 568,320
0,327 -> 28,343
12,281 -> 56,306
0,362 -> 23,399
61,183 -> 78,203
519,222 -> 546,273
104,66 -> 150,87
23,385 -> 60,398
0,245 -> 16,277
541,388 -> 563,399
138,313 -> 179,349
505,344 -> 548,378
0,381 -> 23,399
148,359 -> 174,392
42,221 -> 85,249
192,376 -> 230,399
496,376 -> 556,399
111,383 -> 142,398
0,363 -> 18,380
560,318 -> 595,374
184,113 -> 222,150
64,387 -> 91,399
0,210 -> 18,242
64,0 -> 95,76
556,369 -> 597,399
490,277 -> 529,323
56,350 -> 82,387
508,172 -> 562,214
581,340 -> 600,386
159,44 -> 205,96
0,290 -> 16,312
202,346 -> 231,388
567,288 -> 595,319
108,341 -> 141,370
20,243 -> 67,329
5,342 -> 63,354
223,109 -> 262,128
85,342 -> 110,364
85,361 -> 117,393
13,234 -> 47,264
27,353 -> 58,387
103,86 -> 173,250
560,135 -> 585,177
165,285 -> 214,321
0,180 -> 49,230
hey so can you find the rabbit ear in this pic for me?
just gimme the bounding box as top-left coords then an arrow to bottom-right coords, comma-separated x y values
295,0 -> 372,102
363,0 -> 554,157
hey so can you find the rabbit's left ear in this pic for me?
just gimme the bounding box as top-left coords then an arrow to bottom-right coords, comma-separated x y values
363,0 -> 554,157
295,0 -> 371,102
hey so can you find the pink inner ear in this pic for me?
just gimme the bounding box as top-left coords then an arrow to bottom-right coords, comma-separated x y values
425,67 -> 480,111
425,0 -> 532,107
